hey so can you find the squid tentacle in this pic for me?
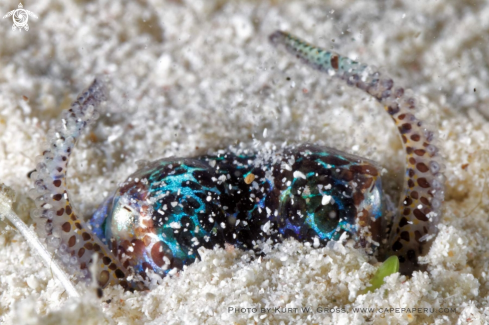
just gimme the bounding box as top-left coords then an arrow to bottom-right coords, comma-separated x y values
269,30 -> 445,275
28,79 -> 143,290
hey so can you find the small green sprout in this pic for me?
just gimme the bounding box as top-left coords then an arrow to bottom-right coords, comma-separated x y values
362,256 -> 399,294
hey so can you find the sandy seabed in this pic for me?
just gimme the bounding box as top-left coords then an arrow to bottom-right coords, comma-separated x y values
1,0 -> 489,324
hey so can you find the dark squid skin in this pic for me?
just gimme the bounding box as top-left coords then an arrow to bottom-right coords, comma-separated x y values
29,31 -> 444,291
90,145 -> 385,279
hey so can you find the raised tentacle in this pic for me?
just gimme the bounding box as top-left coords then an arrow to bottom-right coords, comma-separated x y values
269,30 -> 445,275
28,79 -> 143,290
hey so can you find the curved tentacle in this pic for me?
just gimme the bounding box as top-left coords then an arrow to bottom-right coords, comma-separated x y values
269,31 -> 445,275
29,79 -> 144,290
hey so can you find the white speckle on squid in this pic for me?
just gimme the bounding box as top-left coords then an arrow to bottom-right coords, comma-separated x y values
163,256 -> 171,266
169,222 -> 181,229
322,195 -> 332,205
313,237 -> 320,248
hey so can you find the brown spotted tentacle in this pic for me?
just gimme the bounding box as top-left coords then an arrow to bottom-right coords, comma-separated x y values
29,79 -> 142,290
380,94 -> 445,274
270,31 -> 445,274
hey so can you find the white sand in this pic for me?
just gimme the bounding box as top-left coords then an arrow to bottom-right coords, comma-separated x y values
1,0 -> 489,324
